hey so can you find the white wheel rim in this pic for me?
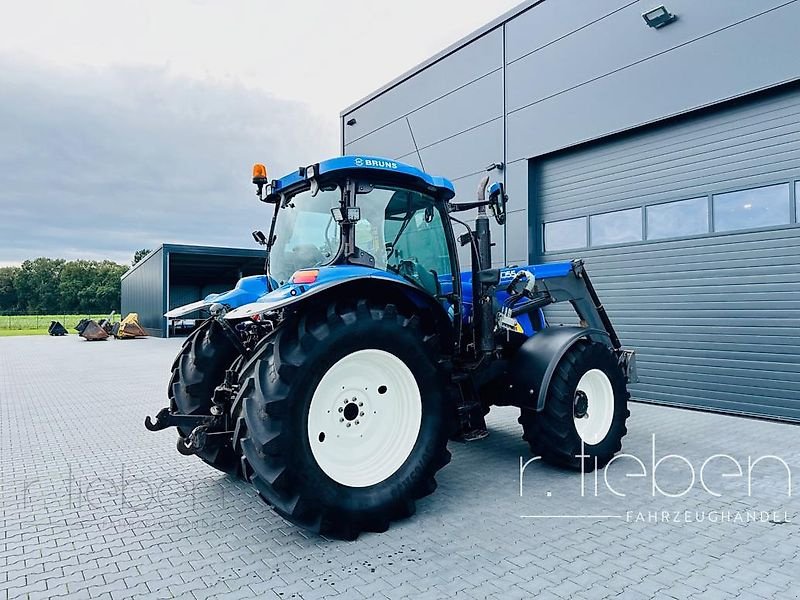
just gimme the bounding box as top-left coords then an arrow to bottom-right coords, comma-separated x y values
573,369 -> 614,445
307,349 -> 422,487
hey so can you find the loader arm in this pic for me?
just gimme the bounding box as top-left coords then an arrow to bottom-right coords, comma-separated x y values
501,260 -> 637,410
530,260 -> 621,349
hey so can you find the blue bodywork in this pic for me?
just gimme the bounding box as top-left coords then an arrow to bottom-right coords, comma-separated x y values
269,156 -> 456,201
168,156 -> 572,341
218,262 -> 576,339
204,275 -> 271,306
439,263 -> 574,336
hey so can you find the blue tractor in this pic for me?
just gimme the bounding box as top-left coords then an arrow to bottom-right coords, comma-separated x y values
147,156 -> 637,539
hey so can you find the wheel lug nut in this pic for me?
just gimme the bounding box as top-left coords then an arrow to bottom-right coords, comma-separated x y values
338,407 -> 343,413
359,402 -> 363,407
360,412 -> 364,417
339,418 -> 344,422
346,423 -> 351,427
355,420 -> 360,425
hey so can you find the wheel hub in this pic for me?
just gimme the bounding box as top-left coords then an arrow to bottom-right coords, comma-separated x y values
337,396 -> 365,427
343,401 -> 360,421
572,369 -> 615,446
573,390 -> 589,419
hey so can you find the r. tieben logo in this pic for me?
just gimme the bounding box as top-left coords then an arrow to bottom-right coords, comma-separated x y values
517,434 -> 793,523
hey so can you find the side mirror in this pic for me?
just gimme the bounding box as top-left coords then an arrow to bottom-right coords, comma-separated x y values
488,182 -> 507,226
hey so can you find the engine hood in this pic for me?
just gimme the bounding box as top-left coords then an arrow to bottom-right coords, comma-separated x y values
164,275 -> 270,318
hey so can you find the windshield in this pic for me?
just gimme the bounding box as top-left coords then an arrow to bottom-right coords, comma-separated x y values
355,185 -> 452,295
268,186 -> 341,285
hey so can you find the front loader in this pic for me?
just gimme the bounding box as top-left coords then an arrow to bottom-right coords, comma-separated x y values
146,155 -> 637,539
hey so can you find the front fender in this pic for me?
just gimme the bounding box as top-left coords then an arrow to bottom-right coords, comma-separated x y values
164,299 -> 216,319
165,275 -> 270,318
507,326 -> 611,410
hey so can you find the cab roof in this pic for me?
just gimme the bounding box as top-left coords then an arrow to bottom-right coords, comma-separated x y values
269,155 -> 456,201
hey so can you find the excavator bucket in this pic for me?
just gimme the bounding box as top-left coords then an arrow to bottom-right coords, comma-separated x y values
75,319 -> 90,334
115,313 -> 148,339
79,320 -> 110,341
48,321 -> 68,336
97,319 -> 114,335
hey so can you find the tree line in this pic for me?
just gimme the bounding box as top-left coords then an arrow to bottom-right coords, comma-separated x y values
0,251 -> 149,315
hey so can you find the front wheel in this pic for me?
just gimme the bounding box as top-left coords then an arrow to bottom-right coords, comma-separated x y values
237,299 -> 451,539
169,319 -> 241,475
519,341 -> 629,471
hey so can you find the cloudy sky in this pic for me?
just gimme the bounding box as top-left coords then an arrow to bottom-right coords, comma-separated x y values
0,0 -> 520,266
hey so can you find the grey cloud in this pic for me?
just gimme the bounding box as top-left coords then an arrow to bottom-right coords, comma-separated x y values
0,58 -> 338,264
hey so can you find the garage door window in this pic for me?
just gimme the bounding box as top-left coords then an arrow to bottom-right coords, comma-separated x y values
646,197 -> 708,240
590,207 -> 642,246
712,183 -> 790,232
543,217 -> 587,252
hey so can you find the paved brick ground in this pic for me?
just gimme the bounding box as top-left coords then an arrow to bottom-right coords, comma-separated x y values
1,335 -> 798,599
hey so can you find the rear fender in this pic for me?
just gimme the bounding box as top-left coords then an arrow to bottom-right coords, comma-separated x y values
226,275 -> 455,349
506,326 -> 611,410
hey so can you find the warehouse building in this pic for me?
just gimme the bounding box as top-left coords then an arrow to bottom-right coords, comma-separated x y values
121,244 -> 265,337
341,1 -> 800,421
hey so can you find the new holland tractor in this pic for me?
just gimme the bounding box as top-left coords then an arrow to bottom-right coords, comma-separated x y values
146,156 -> 637,539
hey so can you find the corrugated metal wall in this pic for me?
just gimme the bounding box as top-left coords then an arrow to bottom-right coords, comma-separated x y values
120,247 -> 165,337
534,86 -> 800,421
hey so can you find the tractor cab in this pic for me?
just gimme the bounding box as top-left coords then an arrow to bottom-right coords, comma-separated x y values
252,156 -> 460,299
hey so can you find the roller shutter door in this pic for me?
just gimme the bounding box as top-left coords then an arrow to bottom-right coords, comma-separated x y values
534,85 -> 800,421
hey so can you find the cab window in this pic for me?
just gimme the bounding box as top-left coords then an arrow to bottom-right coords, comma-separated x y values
355,185 -> 452,295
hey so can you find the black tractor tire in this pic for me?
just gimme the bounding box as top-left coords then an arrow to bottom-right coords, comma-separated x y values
519,341 -> 629,471
169,318 -> 241,476
237,298 -> 451,540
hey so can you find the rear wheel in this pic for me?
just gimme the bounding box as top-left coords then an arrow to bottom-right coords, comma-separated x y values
169,319 -> 241,475
237,299 -> 451,539
519,341 -> 629,471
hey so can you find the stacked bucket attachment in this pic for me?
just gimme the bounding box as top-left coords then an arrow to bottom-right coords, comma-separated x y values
76,319 -> 110,341
48,321 -> 68,336
70,313 -> 147,341
114,313 -> 148,339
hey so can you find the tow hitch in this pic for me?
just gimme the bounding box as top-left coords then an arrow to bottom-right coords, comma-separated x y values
144,408 -> 214,432
144,408 -> 224,455
144,368 -> 239,455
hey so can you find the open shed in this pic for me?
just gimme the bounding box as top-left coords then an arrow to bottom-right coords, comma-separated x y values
120,244 -> 265,337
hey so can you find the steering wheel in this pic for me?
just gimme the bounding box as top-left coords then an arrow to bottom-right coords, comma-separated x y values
396,259 -> 439,296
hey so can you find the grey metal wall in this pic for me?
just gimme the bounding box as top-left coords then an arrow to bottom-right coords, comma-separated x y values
343,27 -> 510,268
120,247 -> 165,337
536,85 -> 800,421
342,0 -> 800,267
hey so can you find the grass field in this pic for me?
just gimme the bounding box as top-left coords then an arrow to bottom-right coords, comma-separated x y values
0,329 -> 47,337
0,315 -> 112,336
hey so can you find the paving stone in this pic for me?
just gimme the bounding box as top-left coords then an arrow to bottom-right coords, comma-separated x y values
1,335 -> 799,599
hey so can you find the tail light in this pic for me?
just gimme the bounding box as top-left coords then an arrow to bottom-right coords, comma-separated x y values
291,269 -> 319,284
